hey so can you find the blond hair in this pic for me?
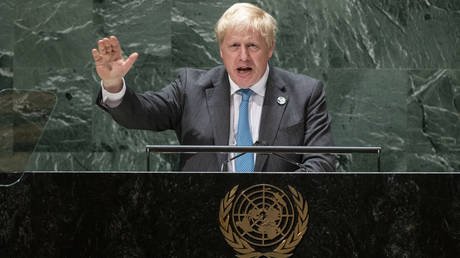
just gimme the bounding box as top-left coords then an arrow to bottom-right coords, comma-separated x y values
215,3 -> 277,49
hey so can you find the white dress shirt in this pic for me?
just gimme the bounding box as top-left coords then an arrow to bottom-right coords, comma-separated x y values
101,65 -> 270,172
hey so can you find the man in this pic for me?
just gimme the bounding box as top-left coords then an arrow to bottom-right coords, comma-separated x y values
92,3 -> 336,172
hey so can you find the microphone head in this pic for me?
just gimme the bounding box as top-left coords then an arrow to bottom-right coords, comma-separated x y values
253,140 -> 268,146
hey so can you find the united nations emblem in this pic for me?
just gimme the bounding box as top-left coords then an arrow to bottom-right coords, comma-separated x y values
219,184 -> 309,257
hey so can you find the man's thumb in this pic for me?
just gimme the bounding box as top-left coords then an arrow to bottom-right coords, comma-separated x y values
125,52 -> 139,71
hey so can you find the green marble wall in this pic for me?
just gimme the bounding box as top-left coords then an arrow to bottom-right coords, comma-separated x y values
1,0 -> 459,172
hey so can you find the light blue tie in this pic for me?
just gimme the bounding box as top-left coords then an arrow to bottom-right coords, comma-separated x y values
236,89 -> 254,172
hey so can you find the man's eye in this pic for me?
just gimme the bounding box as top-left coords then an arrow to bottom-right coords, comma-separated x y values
248,44 -> 258,49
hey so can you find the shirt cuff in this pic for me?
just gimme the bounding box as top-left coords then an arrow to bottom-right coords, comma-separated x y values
101,78 -> 126,108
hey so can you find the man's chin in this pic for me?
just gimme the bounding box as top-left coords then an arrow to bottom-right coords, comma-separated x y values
231,74 -> 256,88
233,79 -> 254,88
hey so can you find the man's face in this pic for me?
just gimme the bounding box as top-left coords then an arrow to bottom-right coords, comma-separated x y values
220,27 -> 274,88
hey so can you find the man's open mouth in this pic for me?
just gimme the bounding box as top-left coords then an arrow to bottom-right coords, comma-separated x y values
237,67 -> 252,72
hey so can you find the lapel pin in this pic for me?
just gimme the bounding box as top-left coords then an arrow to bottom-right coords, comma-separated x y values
277,96 -> 286,105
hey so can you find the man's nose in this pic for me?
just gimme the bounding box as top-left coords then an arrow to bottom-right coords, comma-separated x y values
239,46 -> 249,61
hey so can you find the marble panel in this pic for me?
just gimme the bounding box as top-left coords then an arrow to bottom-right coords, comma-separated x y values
25,152 -> 94,171
13,68 -> 93,153
326,69 -> 407,171
89,113 -> 178,171
171,0 -> 233,69
0,1 -> 14,90
0,90 -> 56,172
14,0 -> 94,68
24,150 -> 178,171
404,1 -> 460,69
0,90 -> 14,172
93,0 -> 171,67
407,69 -> 460,171
260,0 -> 328,71
0,59 -> 13,91
320,0 -> 460,69
0,0 -> 14,52
324,0 -> 408,68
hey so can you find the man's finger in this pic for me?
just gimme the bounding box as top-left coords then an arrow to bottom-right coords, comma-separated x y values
91,49 -> 102,62
124,52 -> 139,71
102,38 -> 112,54
98,39 -> 106,55
109,36 -> 122,58
109,35 -> 120,49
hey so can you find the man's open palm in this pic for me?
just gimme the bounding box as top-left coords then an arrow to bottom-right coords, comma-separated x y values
91,36 -> 138,92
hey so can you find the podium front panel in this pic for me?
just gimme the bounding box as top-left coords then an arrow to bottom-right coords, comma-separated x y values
1,172 -> 459,257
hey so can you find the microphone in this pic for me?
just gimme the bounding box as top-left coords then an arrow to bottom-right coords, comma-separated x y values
220,141 -> 263,172
253,141 -> 309,171
219,141 -> 309,172
220,149 -> 251,172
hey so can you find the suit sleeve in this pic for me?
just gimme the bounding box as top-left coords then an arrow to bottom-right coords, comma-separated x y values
299,81 -> 337,172
95,70 -> 186,132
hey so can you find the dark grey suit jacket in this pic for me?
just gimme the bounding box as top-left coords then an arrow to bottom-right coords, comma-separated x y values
97,65 -> 336,172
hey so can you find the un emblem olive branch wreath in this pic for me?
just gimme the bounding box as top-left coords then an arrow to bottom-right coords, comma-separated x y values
272,186 -> 309,255
219,185 -> 309,258
219,185 -> 256,255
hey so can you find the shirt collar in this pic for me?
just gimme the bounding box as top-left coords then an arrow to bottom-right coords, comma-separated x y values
229,64 -> 269,97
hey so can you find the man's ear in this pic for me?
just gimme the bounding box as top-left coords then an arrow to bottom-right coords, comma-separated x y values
219,47 -> 223,59
268,41 -> 275,58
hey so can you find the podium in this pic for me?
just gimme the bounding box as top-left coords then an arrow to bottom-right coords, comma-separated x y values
1,171 -> 459,257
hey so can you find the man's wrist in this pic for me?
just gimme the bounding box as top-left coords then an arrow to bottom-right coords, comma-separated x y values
101,78 -> 126,108
102,78 -> 123,93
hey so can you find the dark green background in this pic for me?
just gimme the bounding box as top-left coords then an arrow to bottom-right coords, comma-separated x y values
1,0 -> 459,171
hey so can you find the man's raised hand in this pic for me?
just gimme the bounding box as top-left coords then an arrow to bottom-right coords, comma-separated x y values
91,36 -> 138,93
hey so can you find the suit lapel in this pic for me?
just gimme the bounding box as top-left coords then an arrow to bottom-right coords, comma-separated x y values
255,68 -> 288,171
206,71 -> 231,166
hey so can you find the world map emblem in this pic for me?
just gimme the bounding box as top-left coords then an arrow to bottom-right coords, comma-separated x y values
219,184 -> 309,257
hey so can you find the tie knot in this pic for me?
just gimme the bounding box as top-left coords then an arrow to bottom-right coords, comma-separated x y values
239,89 -> 253,101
